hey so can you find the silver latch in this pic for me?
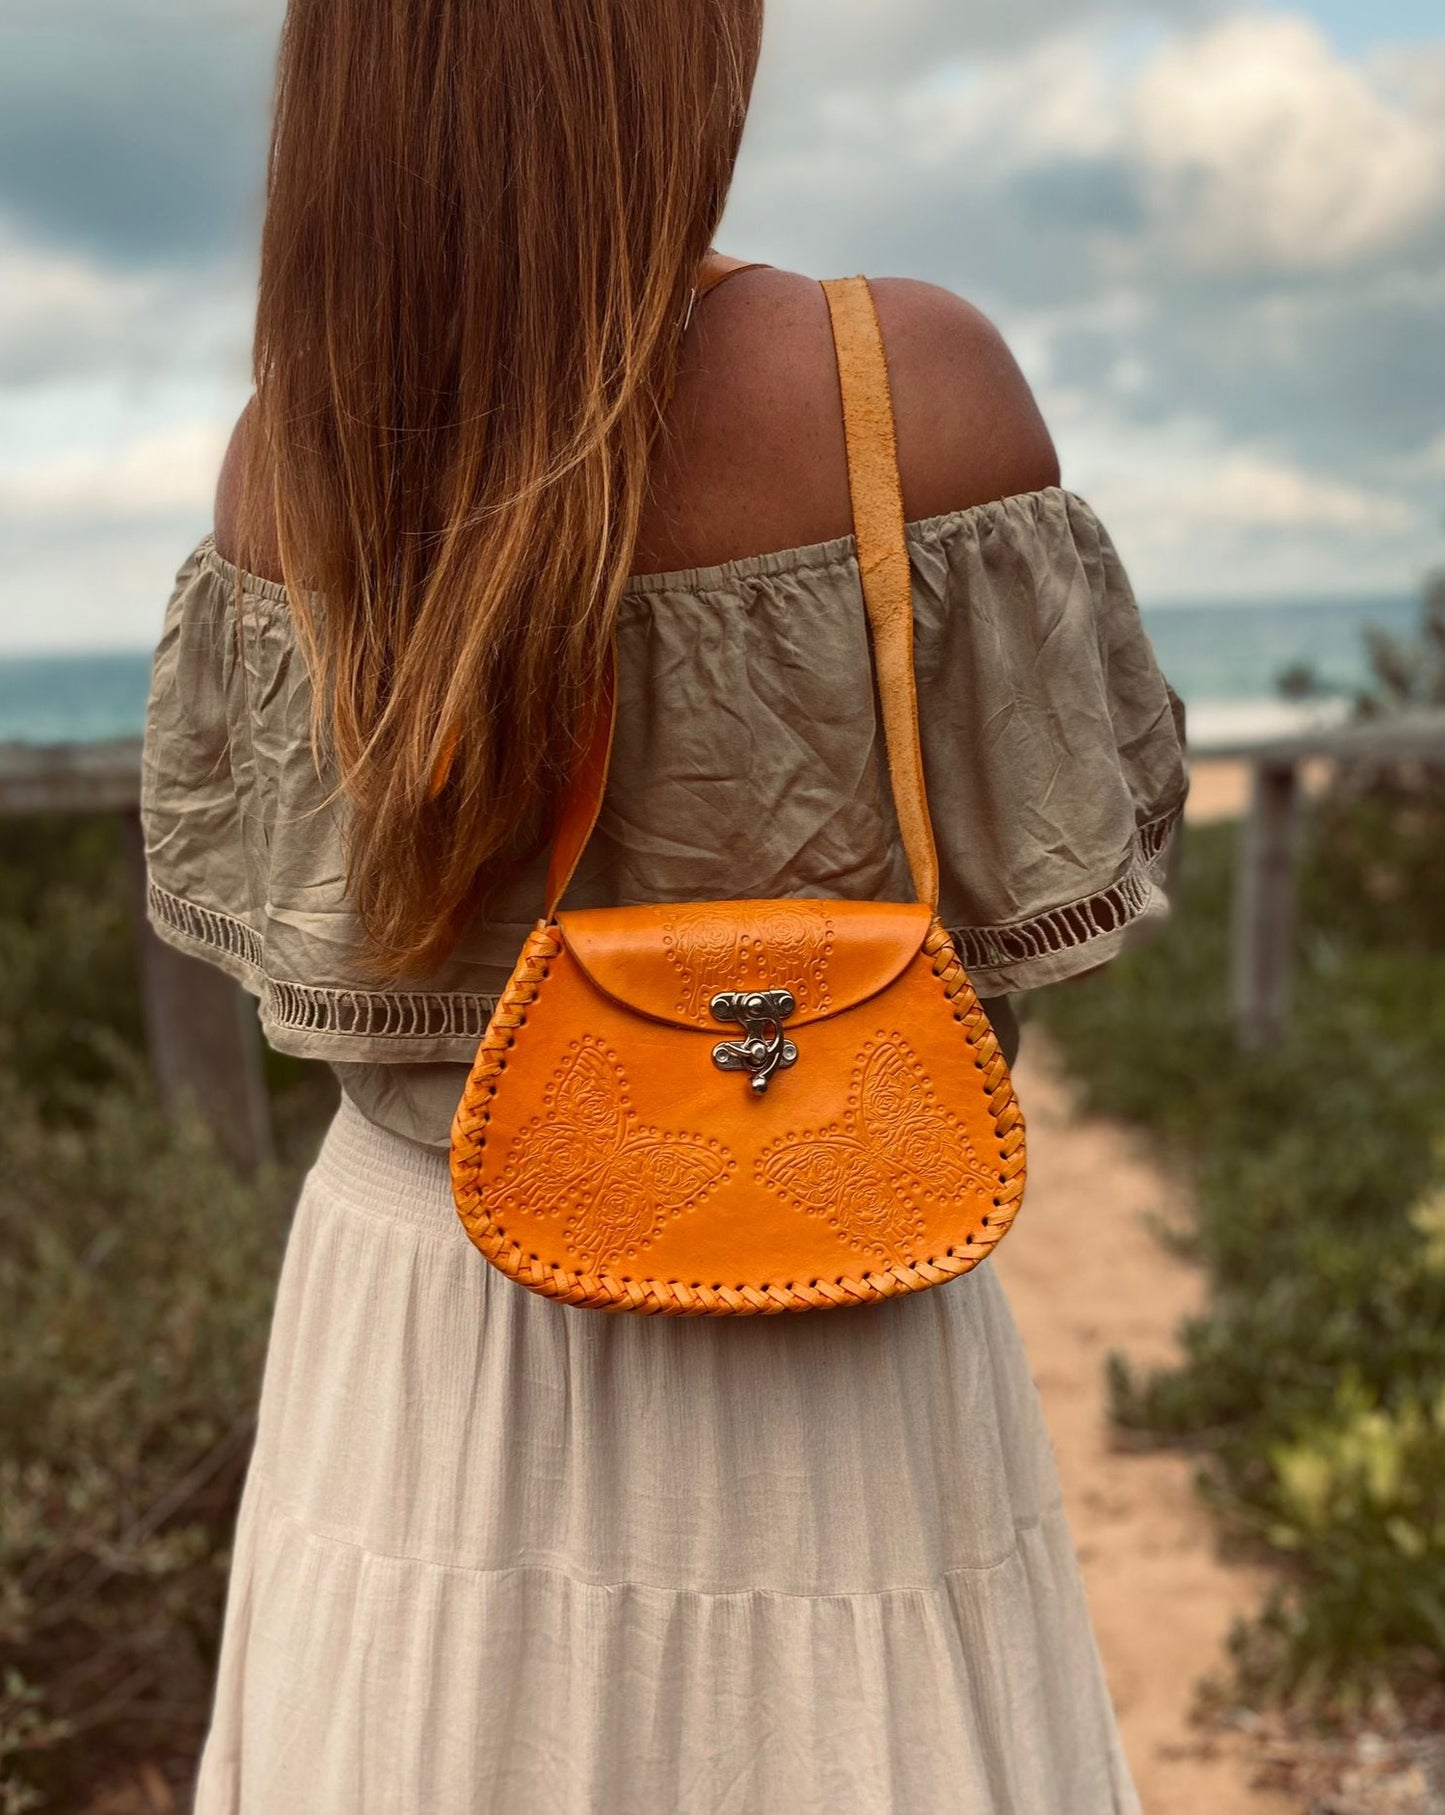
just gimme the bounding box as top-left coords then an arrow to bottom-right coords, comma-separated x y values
710,990 -> 799,1095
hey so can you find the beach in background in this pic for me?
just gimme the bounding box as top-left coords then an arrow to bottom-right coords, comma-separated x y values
0,590 -> 1420,754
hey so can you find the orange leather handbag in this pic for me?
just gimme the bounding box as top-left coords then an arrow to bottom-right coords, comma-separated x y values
450,276 -> 1025,1315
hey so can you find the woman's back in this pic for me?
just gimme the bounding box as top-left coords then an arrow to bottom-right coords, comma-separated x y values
215,265 -> 1060,588
153,270 -> 1183,1151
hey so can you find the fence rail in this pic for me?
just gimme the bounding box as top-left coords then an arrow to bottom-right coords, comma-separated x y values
1205,711 -> 1445,1049
0,736 -> 142,816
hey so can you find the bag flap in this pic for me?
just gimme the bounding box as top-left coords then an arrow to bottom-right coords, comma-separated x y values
555,899 -> 932,1032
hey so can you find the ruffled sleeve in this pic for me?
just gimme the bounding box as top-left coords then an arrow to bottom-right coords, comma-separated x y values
907,489 -> 1187,994
141,540 -> 512,1064
141,542 -> 265,994
141,491 -> 1186,1101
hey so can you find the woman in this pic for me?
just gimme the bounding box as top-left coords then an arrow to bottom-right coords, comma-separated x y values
142,0 -> 1187,1808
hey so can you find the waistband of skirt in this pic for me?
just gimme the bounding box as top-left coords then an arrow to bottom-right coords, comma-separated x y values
307,1094 -> 459,1234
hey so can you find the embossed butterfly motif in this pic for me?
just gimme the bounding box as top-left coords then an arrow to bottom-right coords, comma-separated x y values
756,1033 -> 997,1269
497,1038 -> 733,1271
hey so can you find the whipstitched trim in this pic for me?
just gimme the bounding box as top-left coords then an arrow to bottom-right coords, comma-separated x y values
947,801 -> 1181,976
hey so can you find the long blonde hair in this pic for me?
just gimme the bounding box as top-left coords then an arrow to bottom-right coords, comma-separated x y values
242,0 -> 763,977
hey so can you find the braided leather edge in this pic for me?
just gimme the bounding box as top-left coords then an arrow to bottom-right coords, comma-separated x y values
450,917 -> 1026,1316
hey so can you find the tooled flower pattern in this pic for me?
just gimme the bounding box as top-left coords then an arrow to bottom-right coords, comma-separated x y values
662,902 -> 834,1023
755,1032 -> 997,1268
493,1037 -> 733,1271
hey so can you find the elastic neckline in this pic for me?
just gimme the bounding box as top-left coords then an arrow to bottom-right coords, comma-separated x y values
200,485 -> 1078,604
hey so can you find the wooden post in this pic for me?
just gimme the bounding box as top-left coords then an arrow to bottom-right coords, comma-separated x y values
1231,760 -> 1300,1051
120,814 -> 276,1172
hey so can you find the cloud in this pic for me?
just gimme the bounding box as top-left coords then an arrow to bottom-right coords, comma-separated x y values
0,0 -> 279,264
752,0 -> 1209,96
1116,450 -> 1416,537
0,422 -> 227,520
1132,17 -> 1445,274
0,219 -> 251,645
734,14 -> 1445,284
723,10 -> 1445,597
2,1 -> 1444,649
0,518 -> 214,654
1057,418 -> 1434,598
0,224 -> 252,387
1047,262 -> 1445,463
1406,431 -> 1445,482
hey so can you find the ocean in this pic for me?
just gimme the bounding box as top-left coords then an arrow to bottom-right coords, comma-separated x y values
0,651 -> 157,747
0,592 -> 1423,753
1142,592 -> 1420,746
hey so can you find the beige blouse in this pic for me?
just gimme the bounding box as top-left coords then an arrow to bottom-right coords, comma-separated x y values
142,486 -> 1188,1149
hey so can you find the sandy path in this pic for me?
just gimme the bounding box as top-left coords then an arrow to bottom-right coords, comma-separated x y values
1184,756 -> 1252,824
1184,754 -> 1334,827
994,1045 -> 1294,1815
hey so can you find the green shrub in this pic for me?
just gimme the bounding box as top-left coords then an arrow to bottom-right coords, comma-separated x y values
0,1067 -> 296,1808
1249,1375 -> 1445,1703
0,816 -> 144,1120
1308,569 -> 1445,957
1036,810 -> 1445,1708
0,817 -> 327,1806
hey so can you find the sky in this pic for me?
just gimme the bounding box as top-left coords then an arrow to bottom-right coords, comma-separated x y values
0,0 -> 1442,653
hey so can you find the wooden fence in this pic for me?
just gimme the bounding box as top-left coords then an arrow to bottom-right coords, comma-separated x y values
1201,710 -> 1445,1049
5,712 -> 1445,1166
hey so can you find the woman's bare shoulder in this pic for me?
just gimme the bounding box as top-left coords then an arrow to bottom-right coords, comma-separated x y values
213,398 -> 284,581
868,276 -> 1061,517
213,266 -> 1061,586
635,265 -> 1060,574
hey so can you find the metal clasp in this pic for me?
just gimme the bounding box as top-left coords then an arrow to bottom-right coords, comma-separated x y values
710,990 -> 798,1095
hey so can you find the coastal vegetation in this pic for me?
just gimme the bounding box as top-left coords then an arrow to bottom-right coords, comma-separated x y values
1037,575 -> 1445,1714
0,814 -> 328,1810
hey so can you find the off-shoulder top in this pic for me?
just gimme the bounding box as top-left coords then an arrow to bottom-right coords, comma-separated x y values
141,486 -> 1188,1149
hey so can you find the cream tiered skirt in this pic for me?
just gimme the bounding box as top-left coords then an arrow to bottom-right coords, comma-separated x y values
195,1097 -> 1139,1814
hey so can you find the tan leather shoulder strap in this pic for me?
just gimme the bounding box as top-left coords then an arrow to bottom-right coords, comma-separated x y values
821,276 -> 940,909
545,270 -> 940,918
544,653 -> 617,918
